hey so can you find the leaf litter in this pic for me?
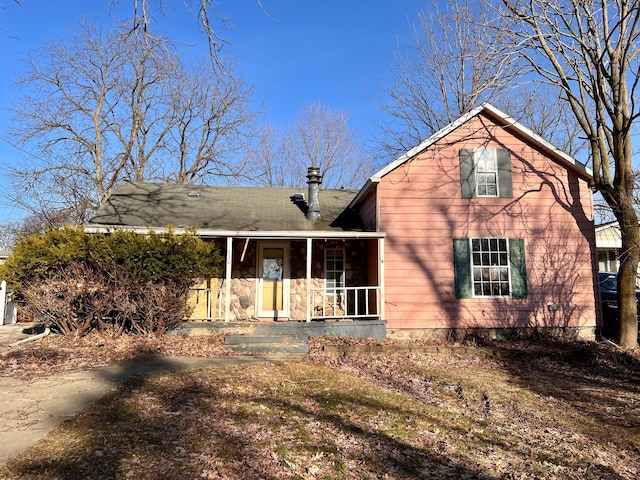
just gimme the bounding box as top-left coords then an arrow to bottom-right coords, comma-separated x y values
0,333 -> 638,479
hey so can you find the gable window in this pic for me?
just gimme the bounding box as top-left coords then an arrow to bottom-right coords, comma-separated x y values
453,237 -> 528,299
459,147 -> 513,199
475,148 -> 498,196
325,248 -> 345,290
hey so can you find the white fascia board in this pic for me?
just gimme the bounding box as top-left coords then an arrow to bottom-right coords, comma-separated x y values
353,103 -> 592,204
83,224 -> 385,239
480,103 -> 593,180
595,220 -> 619,232
370,105 -> 486,182
347,110 -> 485,209
347,178 -> 375,210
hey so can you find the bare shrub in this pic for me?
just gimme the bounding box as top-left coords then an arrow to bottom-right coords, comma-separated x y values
21,263 -> 106,337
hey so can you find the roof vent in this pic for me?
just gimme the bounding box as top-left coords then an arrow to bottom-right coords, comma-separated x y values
188,190 -> 200,197
293,193 -> 305,201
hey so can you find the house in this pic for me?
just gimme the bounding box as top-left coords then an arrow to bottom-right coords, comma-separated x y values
595,220 -> 640,282
596,221 -> 622,273
349,103 -> 597,340
86,103 -> 598,340
0,249 -> 10,266
88,168 -> 387,338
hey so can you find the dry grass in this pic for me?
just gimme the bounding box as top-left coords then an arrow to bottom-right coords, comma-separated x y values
0,334 -> 639,479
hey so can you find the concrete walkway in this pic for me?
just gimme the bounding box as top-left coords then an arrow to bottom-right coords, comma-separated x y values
0,324 -> 286,464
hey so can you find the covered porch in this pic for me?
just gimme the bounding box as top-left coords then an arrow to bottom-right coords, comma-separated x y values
187,231 -> 385,324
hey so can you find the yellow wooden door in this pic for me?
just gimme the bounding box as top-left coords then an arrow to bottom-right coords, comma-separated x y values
258,244 -> 289,317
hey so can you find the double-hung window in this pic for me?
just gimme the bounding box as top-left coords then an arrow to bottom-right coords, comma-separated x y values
459,147 -> 513,198
475,148 -> 499,197
471,238 -> 510,296
453,238 -> 528,299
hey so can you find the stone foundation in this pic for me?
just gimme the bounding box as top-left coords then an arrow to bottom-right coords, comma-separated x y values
386,326 -> 596,343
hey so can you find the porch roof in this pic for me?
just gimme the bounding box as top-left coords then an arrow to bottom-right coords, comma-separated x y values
88,180 -> 376,236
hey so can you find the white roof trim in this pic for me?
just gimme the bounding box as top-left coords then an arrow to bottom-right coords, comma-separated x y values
595,220 -> 619,232
370,104 -> 487,182
358,103 -> 592,199
84,224 -> 385,239
480,103 -> 592,177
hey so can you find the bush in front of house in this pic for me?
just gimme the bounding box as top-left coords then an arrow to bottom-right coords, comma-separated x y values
0,226 -> 222,336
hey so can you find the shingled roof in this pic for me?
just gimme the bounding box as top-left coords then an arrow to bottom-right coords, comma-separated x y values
88,181 -> 363,233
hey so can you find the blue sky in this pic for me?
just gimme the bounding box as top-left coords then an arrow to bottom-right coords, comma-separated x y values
0,1 -> 426,224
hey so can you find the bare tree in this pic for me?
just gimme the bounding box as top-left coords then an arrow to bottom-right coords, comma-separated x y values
252,124 -> 289,187
499,84 -> 587,157
252,102 -> 372,189
375,0 -> 519,157
0,208 -> 92,250
499,0 -> 640,349
149,58 -> 257,184
6,18 -> 256,221
125,0 -> 270,77
375,0 -> 584,159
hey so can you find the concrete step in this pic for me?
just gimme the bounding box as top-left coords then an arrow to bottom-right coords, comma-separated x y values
223,334 -> 309,345
223,334 -> 309,355
223,343 -> 310,355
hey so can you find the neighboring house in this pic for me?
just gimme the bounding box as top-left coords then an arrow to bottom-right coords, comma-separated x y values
0,249 -> 10,266
595,221 -> 640,282
86,103 -> 598,340
596,221 -> 621,273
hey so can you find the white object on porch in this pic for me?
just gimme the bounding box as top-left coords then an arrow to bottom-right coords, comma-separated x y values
0,280 -> 18,325
0,281 -> 17,325
0,281 -> 5,325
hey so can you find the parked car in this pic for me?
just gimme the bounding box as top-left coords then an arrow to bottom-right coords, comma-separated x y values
598,272 -> 640,339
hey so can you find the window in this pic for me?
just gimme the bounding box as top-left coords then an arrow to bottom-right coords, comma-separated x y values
597,250 -> 618,273
475,148 -> 498,197
459,148 -> 513,199
471,238 -> 510,296
453,238 -> 527,299
325,248 -> 345,289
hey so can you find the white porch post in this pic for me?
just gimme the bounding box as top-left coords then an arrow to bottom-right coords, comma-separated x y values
224,237 -> 232,323
306,237 -> 312,322
0,281 -> 6,326
379,237 -> 385,320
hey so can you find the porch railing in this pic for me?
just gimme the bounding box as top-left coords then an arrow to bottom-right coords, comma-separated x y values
311,286 -> 381,320
187,286 -> 225,321
188,285 -> 381,321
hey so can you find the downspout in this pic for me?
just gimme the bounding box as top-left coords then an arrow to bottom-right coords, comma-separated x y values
9,327 -> 51,348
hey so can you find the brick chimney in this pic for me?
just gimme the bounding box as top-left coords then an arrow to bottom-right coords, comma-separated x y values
306,166 -> 322,221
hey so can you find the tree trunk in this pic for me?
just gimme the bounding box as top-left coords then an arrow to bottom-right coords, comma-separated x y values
615,203 -> 640,349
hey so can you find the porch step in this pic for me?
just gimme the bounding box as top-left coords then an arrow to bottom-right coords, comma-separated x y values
223,334 -> 310,355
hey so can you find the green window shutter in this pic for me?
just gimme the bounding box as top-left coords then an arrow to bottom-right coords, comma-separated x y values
453,238 -> 472,298
509,238 -> 528,298
497,148 -> 513,198
459,149 -> 476,198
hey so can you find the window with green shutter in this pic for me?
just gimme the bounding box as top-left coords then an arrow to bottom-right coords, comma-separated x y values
453,237 -> 527,298
459,148 -> 513,199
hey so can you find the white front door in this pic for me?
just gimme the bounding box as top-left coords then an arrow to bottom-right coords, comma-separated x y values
258,243 -> 290,318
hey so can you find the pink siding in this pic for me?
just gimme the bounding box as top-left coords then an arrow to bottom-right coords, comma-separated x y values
375,114 -> 597,330
357,189 -> 377,232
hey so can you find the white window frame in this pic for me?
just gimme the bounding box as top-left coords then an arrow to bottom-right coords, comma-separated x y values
474,148 -> 499,197
471,237 -> 511,297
